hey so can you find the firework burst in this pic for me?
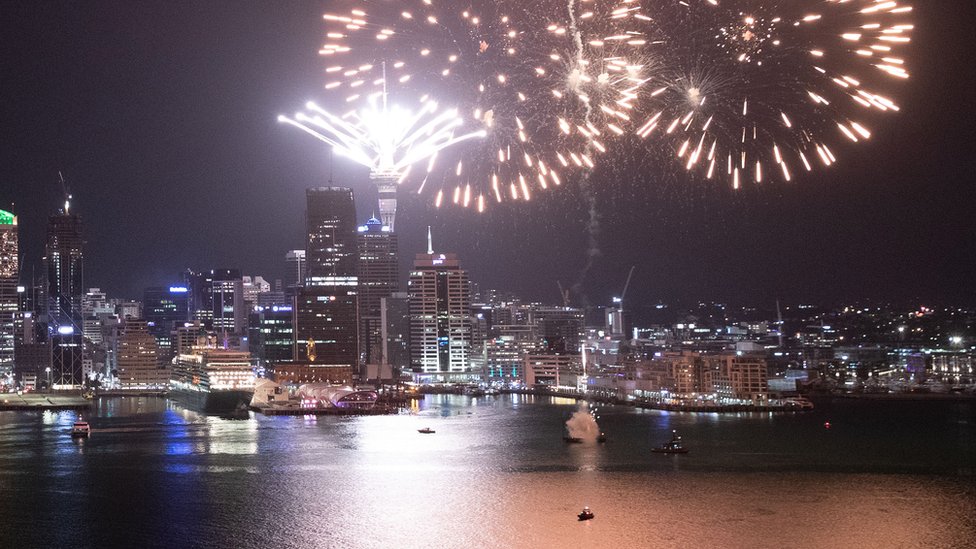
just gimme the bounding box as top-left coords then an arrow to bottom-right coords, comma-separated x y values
635,0 -> 913,188
318,0 -> 650,211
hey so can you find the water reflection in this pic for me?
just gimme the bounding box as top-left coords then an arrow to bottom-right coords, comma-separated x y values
0,395 -> 973,548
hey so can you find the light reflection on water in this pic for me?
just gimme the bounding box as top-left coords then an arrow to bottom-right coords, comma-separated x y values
0,394 -> 973,548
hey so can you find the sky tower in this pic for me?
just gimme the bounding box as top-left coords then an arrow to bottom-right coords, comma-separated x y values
279,64 -> 484,233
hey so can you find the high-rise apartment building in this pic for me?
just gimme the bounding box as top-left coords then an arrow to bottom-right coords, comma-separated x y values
357,217 -> 398,366
0,209 -> 18,375
408,231 -> 471,376
44,207 -> 84,388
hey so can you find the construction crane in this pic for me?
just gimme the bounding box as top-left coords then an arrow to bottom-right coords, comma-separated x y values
556,280 -> 571,308
58,171 -> 73,214
612,266 -> 636,337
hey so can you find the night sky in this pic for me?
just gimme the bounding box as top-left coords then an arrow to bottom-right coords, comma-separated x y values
1,1 -> 974,309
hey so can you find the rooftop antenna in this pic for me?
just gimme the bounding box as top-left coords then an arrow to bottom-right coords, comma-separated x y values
426,226 -> 433,254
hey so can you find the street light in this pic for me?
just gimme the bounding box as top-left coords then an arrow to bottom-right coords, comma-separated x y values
45,367 -> 52,391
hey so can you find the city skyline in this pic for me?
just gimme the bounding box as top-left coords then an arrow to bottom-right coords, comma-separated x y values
0,1 -> 974,309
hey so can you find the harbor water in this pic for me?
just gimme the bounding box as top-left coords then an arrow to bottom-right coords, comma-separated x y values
0,394 -> 974,548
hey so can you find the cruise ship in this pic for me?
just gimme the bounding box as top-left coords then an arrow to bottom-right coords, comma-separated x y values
170,348 -> 256,414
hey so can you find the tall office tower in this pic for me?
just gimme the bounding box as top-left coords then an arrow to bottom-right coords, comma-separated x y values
531,307 -> 585,354
181,270 -> 212,328
44,205 -> 84,388
210,269 -> 245,335
116,319 -> 166,390
294,284 -> 358,367
357,217 -> 398,366
296,187 -> 360,370
408,230 -> 471,376
0,209 -> 18,375
305,187 -> 358,282
248,303 -> 295,365
284,250 -> 306,288
381,292 -> 410,374
144,286 -> 190,363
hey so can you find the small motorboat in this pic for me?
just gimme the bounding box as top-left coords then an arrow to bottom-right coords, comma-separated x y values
577,507 -> 595,521
417,427 -> 436,434
71,420 -> 91,438
651,430 -> 689,454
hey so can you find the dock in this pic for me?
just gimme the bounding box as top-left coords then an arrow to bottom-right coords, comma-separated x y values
0,393 -> 92,411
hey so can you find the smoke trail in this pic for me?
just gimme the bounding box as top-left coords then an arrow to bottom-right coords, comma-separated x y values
568,0 -> 600,306
565,401 -> 601,441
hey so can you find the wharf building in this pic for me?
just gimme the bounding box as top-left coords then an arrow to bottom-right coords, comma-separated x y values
408,230 -> 472,381
44,205 -> 85,388
601,351 -> 769,405
0,209 -> 18,377
357,217 -> 398,372
116,319 -> 167,390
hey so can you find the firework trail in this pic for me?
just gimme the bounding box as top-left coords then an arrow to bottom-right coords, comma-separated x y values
634,0 -> 913,188
316,0 -> 650,211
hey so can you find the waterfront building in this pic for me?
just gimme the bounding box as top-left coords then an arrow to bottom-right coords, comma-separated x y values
270,362 -> 354,386
357,217 -> 398,367
247,304 -> 295,365
12,311 -> 49,386
44,205 -> 84,388
294,284 -> 358,368
408,230 -> 471,378
524,354 -> 582,390
482,325 -> 542,382
116,319 -> 167,389
380,292 -> 410,377
0,209 -> 18,375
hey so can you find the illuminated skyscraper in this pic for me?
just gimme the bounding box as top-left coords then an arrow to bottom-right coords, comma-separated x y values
357,217 -> 398,367
144,285 -> 190,363
0,209 -> 18,374
305,187 -> 357,282
210,269 -> 245,335
408,230 -> 471,377
44,205 -> 84,388
297,187 -> 359,369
